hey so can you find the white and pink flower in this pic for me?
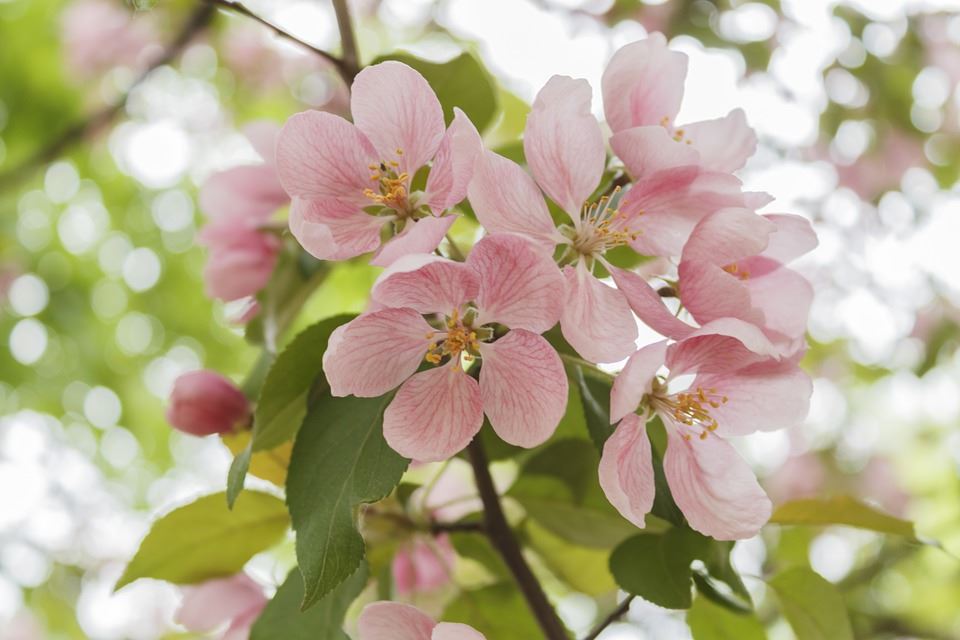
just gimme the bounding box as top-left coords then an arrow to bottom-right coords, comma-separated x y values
175,574 -> 267,640
358,602 -> 485,640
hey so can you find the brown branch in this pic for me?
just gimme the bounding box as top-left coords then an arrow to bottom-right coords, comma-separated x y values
331,0 -> 360,79
467,437 -> 568,640
582,595 -> 634,640
430,520 -> 485,535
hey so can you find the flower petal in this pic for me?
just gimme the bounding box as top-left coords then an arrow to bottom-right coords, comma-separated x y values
468,234 -> 565,333
372,255 -> 478,315
666,318 -> 779,375
432,623 -> 486,640
289,197 -> 383,261
467,150 -> 561,249
560,262 -> 638,364
351,61 -> 445,174
602,34 -> 688,132
663,428 -> 771,540
681,109 -> 757,173
200,165 -> 289,221
175,574 -> 265,632
681,208 -> 776,267
610,340 -> 668,424
524,75 -> 605,215
677,260 -> 762,329
275,110 -> 377,205
742,260 -> 814,339
242,120 -> 281,165
761,214 -> 818,264
358,602 -> 435,640
599,413 -> 655,528
478,329 -> 568,448
322,308 -> 434,397
383,366 -> 484,461
370,215 -> 456,267
610,125 -> 700,180
608,266 -> 694,340
424,108 -> 483,215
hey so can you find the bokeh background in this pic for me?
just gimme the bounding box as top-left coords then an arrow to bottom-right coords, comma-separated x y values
1,0 -> 960,638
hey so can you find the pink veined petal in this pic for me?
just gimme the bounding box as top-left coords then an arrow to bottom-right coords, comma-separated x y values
289,198 -> 384,261
351,61 -> 445,175
322,308 -> 435,398
681,208 -> 776,267
761,213 -> 818,264
370,215 -> 456,267
677,260 -> 762,329
221,601 -> 267,640
424,108 -> 483,215
610,125 -> 700,180
602,33 -> 688,132
599,413 -> 656,528
383,366 -> 484,462
242,120 -> 281,165
694,364 -> 812,437
372,255 -> 479,315
663,428 -> 772,540
467,150 -> 563,250
666,318 -> 779,375
175,575 -> 265,632
742,260 -> 814,340
275,110 -> 378,205
200,164 -> 289,221
358,602 -> 436,640
524,75 -> 605,216
608,266 -> 694,340
478,329 -> 568,448
432,623 -> 487,640
610,340 -> 668,424
560,262 -> 638,364
680,109 -> 757,173
468,234 -> 565,333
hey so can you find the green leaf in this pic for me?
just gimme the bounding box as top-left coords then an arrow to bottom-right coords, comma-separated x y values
376,51 -> 498,132
226,443 -> 252,509
252,315 -> 354,451
250,565 -> 368,640
768,567 -> 854,640
770,496 -> 917,538
286,393 -> 409,609
524,520 -> 616,596
443,583 -> 546,639
574,365 -> 615,449
609,528 -> 710,609
686,597 -> 765,640
692,540 -> 753,612
116,492 -> 289,590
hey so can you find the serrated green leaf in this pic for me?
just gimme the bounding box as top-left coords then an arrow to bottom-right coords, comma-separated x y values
768,567 -> 854,640
116,492 -> 288,590
250,564 -> 368,640
226,443 -> 252,509
770,496 -> 917,538
686,596 -> 765,640
286,394 -> 409,609
609,528 -> 711,609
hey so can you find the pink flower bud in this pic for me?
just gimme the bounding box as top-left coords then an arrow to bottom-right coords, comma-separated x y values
166,371 -> 250,436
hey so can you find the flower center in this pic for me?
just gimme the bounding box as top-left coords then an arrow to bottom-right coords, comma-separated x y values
652,383 -> 728,441
365,148 -> 411,213
424,309 -> 483,365
569,186 -> 639,257
723,262 -> 750,280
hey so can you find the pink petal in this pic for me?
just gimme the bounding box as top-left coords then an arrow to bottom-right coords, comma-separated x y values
599,413 -> 655,528
608,266 -> 694,340
424,108 -> 483,215
372,255 -> 478,314
322,309 -> 434,397
358,602 -> 435,640
524,75 -> 605,215
221,601 -> 267,640
468,234 -> 565,333
663,428 -> 771,540
467,150 -> 562,250
175,574 -> 265,632
351,61 -> 445,175
275,110 -> 377,205
432,623 -> 487,640
761,214 -> 818,264
289,197 -> 383,261
666,318 -> 779,375
681,208 -> 776,267
743,261 -> 814,339
384,366 -> 483,461
370,215 -> 456,267
200,165 -> 289,221
478,329 -> 568,448
680,109 -> 757,173
610,340 -> 668,424
560,262 -> 638,364
602,34 -> 688,132
677,260 -> 762,329
610,125 -> 699,180
242,120 -> 281,165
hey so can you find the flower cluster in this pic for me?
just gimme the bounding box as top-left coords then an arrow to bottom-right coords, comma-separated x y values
178,33 -> 816,543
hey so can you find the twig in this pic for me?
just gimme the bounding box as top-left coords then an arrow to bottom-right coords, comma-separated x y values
331,0 -> 360,79
430,521 -> 485,535
205,0 -> 353,83
582,595 -> 635,640
0,3 -> 215,192
467,438 -> 568,640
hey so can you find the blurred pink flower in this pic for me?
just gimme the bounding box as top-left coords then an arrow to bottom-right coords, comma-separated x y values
166,370 -> 250,437
60,0 -> 157,79
392,534 -> 455,596
176,574 -> 267,640
358,602 -> 485,640
765,452 -> 827,504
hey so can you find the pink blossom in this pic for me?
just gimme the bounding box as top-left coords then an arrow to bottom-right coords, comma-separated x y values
323,234 -> 568,461
600,325 -> 812,540
358,602 -> 485,640
61,0 -> 157,79
176,574 -> 267,640
166,370 -> 250,437
276,62 -> 482,266
392,534 -> 455,596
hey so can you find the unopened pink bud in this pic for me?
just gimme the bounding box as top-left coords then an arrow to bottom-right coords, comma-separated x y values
166,371 -> 250,436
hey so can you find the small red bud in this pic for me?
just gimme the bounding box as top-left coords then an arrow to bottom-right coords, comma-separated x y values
166,370 -> 250,437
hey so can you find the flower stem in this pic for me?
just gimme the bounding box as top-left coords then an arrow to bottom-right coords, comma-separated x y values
582,595 -> 634,640
466,438 -> 568,640
331,0 -> 360,79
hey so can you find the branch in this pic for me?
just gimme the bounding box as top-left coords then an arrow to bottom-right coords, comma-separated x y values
467,438 -> 568,640
582,595 -> 634,640
430,520 -> 485,535
331,0 -> 360,79
0,3 -> 215,192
